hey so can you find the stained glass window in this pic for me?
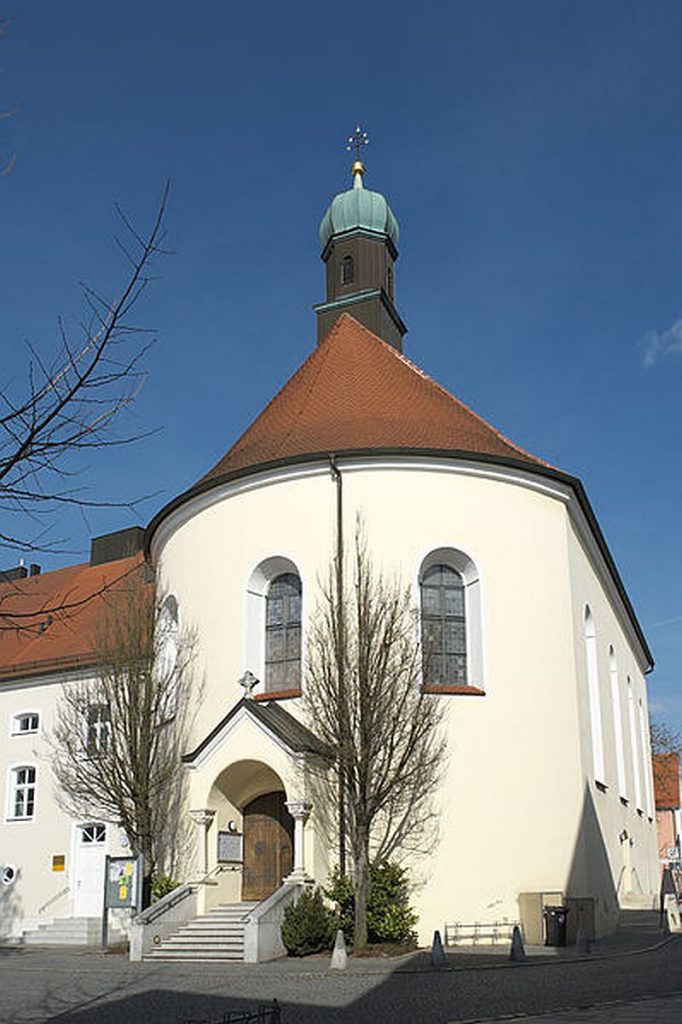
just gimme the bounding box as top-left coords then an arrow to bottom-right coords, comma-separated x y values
421,564 -> 467,685
265,573 -> 302,691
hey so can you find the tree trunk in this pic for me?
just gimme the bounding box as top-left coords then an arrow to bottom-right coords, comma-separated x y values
353,826 -> 370,950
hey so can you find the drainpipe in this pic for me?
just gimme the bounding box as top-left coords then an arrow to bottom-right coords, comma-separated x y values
329,455 -> 346,874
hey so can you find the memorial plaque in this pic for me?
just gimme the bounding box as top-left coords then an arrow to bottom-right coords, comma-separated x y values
217,831 -> 243,863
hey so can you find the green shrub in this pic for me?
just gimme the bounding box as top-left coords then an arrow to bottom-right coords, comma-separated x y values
325,861 -> 418,946
281,887 -> 336,957
324,866 -> 355,943
367,862 -> 418,944
151,874 -> 181,900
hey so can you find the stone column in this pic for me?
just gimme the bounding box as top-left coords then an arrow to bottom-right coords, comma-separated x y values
285,800 -> 312,883
189,808 -> 216,878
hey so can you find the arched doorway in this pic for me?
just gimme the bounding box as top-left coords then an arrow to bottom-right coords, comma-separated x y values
242,791 -> 293,900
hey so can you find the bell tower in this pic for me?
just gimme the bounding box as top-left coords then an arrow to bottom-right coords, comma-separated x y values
314,128 -> 407,351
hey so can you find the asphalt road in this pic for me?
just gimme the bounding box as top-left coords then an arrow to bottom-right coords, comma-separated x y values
1,939 -> 682,1024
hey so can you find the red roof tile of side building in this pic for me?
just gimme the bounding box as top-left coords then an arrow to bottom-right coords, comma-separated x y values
198,313 -> 551,485
653,753 -> 681,809
0,553 -> 144,681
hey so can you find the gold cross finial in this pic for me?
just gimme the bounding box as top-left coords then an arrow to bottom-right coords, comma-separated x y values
346,126 -> 369,185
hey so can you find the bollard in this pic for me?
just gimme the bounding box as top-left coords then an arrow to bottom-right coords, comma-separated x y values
431,929 -> 446,967
509,924 -> 526,962
330,928 -> 348,971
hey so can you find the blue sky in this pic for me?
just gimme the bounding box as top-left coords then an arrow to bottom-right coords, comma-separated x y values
2,2 -> 681,729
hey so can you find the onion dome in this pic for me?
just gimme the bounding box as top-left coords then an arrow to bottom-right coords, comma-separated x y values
319,161 -> 400,250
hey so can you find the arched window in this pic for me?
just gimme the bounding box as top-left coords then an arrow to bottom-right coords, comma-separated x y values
157,595 -> 179,719
265,573 -> 302,692
421,564 -> 467,686
608,646 -> 627,799
341,255 -> 354,285
419,548 -> 483,692
627,675 -> 643,810
584,606 -> 605,785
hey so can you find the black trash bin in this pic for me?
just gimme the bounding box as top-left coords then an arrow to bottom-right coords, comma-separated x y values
544,905 -> 569,946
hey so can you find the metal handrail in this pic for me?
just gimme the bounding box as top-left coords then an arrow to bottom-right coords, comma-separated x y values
37,885 -> 69,916
134,863 -> 227,926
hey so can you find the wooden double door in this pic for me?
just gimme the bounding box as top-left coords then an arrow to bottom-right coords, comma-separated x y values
242,791 -> 293,901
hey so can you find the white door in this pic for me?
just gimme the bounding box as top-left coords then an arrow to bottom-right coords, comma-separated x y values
73,823 -> 107,916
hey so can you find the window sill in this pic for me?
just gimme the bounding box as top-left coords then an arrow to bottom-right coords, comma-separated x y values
254,688 -> 302,702
421,684 -> 485,696
5,816 -> 34,823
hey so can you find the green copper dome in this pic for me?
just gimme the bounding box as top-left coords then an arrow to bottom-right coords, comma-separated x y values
319,168 -> 400,250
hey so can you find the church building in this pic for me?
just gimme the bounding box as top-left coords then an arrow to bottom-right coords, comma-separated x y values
0,145 -> 659,957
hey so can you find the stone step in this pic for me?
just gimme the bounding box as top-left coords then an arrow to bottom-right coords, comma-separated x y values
142,900 -> 256,962
180,928 -> 245,938
617,909 -> 661,931
22,917 -> 125,947
146,949 -> 244,961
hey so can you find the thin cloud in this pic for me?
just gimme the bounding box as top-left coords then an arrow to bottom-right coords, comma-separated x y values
649,614 -> 682,629
642,318 -> 682,368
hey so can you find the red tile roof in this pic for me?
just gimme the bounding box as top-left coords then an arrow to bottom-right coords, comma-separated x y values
198,314 -> 549,485
654,753 -> 681,809
0,554 -> 144,681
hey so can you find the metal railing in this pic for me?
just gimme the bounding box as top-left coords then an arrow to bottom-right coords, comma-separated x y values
37,885 -> 69,916
444,920 -> 519,946
183,1001 -> 281,1024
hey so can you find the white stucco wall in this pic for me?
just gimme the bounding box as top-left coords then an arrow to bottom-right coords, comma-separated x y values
153,456 -> 658,944
0,671 -> 128,938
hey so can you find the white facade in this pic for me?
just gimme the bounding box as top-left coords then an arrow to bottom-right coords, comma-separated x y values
149,454 -> 657,942
0,670 -> 128,941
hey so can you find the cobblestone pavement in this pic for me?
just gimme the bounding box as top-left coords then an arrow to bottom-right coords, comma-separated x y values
1,934 -> 681,1024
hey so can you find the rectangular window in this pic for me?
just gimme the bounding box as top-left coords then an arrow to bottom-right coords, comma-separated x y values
12,713 -> 39,735
85,705 -> 111,758
9,766 -> 36,819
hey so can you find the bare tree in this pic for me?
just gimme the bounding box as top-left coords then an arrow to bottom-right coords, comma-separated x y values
650,719 -> 682,756
1,184 -> 169,565
51,564 -> 193,905
650,719 -> 682,796
306,530 -> 447,949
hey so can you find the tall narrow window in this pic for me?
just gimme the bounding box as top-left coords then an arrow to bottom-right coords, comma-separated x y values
421,564 -> 467,686
86,704 -> 110,758
265,573 -> 302,692
609,646 -> 627,800
387,265 -> 394,300
341,255 -> 354,285
584,606 -> 605,785
627,676 -> 643,810
638,697 -> 654,817
157,595 -> 179,720
9,766 -> 36,819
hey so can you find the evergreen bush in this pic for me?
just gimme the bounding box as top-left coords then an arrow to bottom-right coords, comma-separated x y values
151,874 -> 181,900
325,861 -> 418,946
281,887 -> 336,957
